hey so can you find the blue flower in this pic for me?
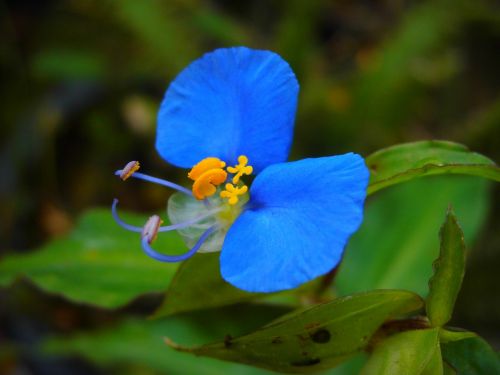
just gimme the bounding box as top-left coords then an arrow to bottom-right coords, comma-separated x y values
113,47 -> 369,293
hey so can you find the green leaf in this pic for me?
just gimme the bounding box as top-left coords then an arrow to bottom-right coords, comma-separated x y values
366,141 -> 500,195
330,353 -> 368,375
153,253 -> 261,317
422,343 -> 444,375
360,328 -> 441,375
152,252 -> 322,318
426,207 -> 466,327
44,305 -> 290,375
439,329 -> 476,343
443,361 -> 457,375
336,175 -> 490,296
0,209 -> 184,309
441,334 -> 500,374
167,290 -> 423,373
42,304 -> 363,375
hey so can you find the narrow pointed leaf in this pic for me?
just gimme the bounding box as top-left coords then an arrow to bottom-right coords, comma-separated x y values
426,207 -> 466,327
441,334 -> 500,374
366,140 -> 500,195
167,290 -> 423,373
0,210 -> 183,308
360,328 -> 440,375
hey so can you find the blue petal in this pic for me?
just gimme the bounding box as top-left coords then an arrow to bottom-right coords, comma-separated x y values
156,47 -> 299,173
220,153 -> 369,292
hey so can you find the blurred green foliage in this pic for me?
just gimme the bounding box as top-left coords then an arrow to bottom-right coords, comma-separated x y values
1,0 -> 499,374
0,210 -> 183,308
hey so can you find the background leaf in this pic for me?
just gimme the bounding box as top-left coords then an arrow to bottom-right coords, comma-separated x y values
0,210 -> 183,309
168,290 -> 423,373
43,305 -> 289,375
111,0 -> 198,72
33,49 -> 106,80
443,362 -> 457,375
336,175 -> 490,296
360,328 -> 440,375
440,334 -> 500,374
366,141 -> 500,195
153,253 -> 260,318
152,252 -> 323,318
43,304 -> 369,375
426,207 -> 466,327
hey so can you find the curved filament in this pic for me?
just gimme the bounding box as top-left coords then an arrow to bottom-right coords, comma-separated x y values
112,198 -> 220,233
115,170 -> 192,196
141,226 -> 216,262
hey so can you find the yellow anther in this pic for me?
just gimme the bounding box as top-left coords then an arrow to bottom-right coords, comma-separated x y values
220,183 -> 248,205
188,157 -> 226,181
120,161 -> 140,181
227,155 -> 253,184
192,168 -> 227,200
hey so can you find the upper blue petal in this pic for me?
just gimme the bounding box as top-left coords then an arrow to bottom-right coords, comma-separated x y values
156,47 -> 299,173
220,153 -> 369,293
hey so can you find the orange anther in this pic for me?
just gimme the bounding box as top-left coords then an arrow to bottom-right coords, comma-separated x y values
192,168 -> 228,200
188,157 -> 226,181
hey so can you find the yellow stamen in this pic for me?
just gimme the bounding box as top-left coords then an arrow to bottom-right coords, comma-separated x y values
188,157 -> 226,181
227,155 -> 253,184
220,183 -> 248,205
120,161 -> 140,181
192,168 -> 227,200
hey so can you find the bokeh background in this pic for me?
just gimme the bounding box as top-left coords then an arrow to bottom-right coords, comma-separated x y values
1,0 -> 499,374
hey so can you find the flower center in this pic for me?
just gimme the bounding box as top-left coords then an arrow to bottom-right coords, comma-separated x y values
112,155 -> 254,257
187,155 -> 253,206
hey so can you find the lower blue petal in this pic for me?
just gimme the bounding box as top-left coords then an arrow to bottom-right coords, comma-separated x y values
156,47 -> 299,172
220,153 -> 369,292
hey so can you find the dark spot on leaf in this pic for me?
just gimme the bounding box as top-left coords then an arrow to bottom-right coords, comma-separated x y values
224,335 -> 233,348
291,358 -> 321,367
311,329 -> 331,344
271,336 -> 283,344
369,163 -> 378,171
